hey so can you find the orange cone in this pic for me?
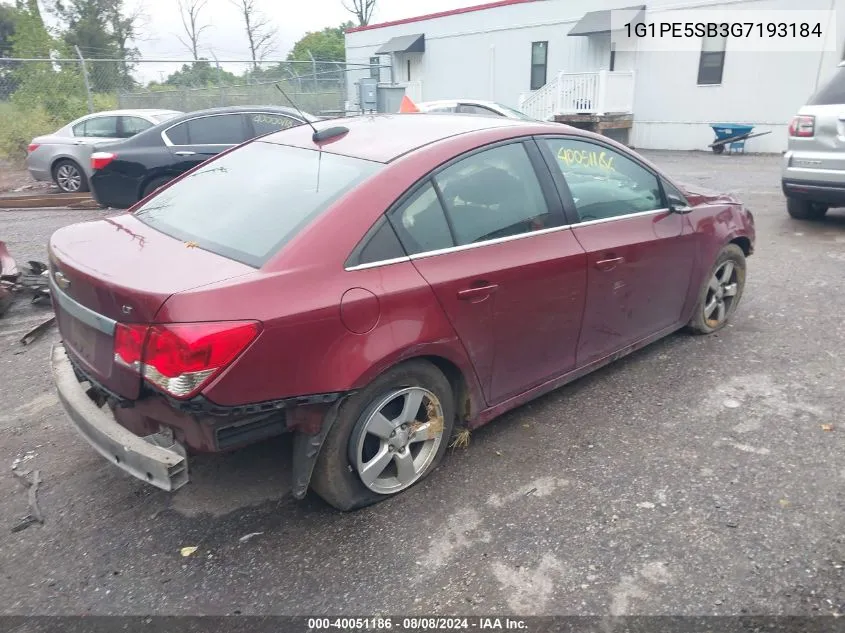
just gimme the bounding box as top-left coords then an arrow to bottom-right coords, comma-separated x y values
399,95 -> 419,113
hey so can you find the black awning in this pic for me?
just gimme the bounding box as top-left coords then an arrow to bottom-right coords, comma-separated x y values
568,5 -> 645,36
376,33 -> 425,54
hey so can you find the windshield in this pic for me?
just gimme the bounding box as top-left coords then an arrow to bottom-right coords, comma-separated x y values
496,104 -> 536,120
151,112 -> 182,123
134,141 -> 382,267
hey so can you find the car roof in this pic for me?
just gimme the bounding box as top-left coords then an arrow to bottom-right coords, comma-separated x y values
419,99 -> 502,108
76,109 -> 182,118
165,105 -> 316,123
260,113 -> 556,163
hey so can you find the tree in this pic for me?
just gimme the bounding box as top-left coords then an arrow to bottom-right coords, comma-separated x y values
287,23 -> 350,64
176,0 -> 209,61
157,60 -> 237,88
0,3 -> 18,58
228,0 -> 277,70
342,0 -> 375,27
51,0 -> 141,91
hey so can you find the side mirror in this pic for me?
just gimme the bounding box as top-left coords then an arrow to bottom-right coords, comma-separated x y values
667,192 -> 692,214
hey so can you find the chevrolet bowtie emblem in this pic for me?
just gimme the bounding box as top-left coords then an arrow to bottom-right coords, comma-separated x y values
54,271 -> 70,291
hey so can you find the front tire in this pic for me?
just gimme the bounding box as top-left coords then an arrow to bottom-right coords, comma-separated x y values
787,197 -> 828,220
310,360 -> 455,511
687,244 -> 746,335
53,159 -> 89,193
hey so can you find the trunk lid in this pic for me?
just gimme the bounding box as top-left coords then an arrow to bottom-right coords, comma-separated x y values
48,213 -> 254,399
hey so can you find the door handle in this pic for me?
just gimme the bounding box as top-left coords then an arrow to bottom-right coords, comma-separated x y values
457,283 -> 499,302
174,150 -> 196,156
595,256 -> 625,272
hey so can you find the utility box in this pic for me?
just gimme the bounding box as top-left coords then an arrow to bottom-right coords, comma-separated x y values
377,85 -> 407,114
357,78 -> 378,112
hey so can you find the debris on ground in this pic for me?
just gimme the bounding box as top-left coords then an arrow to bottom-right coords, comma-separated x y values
821,424 -> 834,432
450,428 -> 471,450
11,469 -> 44,533
238,532 -> 264,544
180,546 -> 199,557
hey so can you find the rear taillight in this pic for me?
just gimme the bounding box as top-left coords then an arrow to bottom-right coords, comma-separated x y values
91,152 -> 116,170
113,321 -> 260,399
788,115 -> 815,137
27,143 -> 40,153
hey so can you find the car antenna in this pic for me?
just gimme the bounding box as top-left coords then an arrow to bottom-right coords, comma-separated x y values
274,82 -> 348,144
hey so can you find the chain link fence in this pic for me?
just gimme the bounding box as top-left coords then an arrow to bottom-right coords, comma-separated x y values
0,56 -> 391,163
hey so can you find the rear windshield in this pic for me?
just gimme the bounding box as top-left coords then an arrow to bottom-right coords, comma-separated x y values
807,67 -> 845,106
151,112 -> 182,123
134,141 -> 381,267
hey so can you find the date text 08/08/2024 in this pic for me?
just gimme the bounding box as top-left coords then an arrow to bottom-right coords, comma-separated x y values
306,617 -> 528,630
626,21 -> 823,38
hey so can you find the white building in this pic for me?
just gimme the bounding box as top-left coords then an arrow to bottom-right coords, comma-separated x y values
345,0 -> 845,152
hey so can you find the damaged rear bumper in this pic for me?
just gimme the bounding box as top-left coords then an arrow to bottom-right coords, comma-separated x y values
51,343 -> 189,491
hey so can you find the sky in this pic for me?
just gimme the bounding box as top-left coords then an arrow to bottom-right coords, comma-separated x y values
120,0 -> 484,79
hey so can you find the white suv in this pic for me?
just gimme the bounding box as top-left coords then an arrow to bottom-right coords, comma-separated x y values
782,62 -> 845,220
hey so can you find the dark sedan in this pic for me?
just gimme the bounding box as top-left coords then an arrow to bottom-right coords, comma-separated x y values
89,105 -> 318,208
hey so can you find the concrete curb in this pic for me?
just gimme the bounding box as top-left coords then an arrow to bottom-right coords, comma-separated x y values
0,192 -> 95,209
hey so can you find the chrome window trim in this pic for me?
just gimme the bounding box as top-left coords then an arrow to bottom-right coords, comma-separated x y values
574,207 -> 670,227
161,111 -> 302,147
49,276 -> 117,335
344,256 -> 411,272
343,207 -> 675,271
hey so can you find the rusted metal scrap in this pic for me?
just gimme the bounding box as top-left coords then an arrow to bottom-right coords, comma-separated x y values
0,240 -> 56,344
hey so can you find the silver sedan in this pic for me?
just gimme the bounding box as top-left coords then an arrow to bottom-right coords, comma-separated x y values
25,109 -> 183,193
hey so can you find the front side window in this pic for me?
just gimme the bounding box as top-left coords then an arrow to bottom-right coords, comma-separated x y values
433,142 -> 553,245
541,138 -> 663,222
74,116 -> 119,138
530,41 -> 548,90
134,142 -> 381,267
697,35 -> 726,85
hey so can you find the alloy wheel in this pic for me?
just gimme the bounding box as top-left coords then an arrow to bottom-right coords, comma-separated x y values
352,387 -> 445,495
703,260 -> 739,328
56,163 -> 82,192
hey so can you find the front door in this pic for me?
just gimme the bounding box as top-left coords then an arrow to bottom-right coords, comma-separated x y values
537,136 -> 696,367
387,140 -> 588,404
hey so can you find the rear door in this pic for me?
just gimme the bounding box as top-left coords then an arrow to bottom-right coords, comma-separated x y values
387,140 -> 588,405
163,113 -> 250,173
69,115 -> 122,170
537,135 -> 696,366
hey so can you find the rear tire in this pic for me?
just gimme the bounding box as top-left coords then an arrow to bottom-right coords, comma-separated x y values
310,360 -> 455,512
687,244 -> 746,335
52,159 -> 89,193
787,197 -> 828,220
142,176 -> 172,199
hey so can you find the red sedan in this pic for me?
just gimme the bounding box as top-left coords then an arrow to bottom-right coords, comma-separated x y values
48,114 -> 755,511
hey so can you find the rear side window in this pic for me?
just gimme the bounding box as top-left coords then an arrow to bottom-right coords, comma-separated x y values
251,113 -> 301,136
807,66 -> 845,105
187,114 -> 247,144
388,181 -> 455,255
133,142 -> 381,267
165,122 -> 189,145
121,116 -> 153,138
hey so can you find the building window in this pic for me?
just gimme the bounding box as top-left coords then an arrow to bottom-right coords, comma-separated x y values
369,56 -> 380,80
609,42 -> 616,71
407,58 -> 412,81
697,35 -> 726,85
530,41 -> 548,90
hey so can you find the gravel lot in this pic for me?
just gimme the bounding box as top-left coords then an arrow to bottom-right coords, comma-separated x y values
0,150 -> 843,617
